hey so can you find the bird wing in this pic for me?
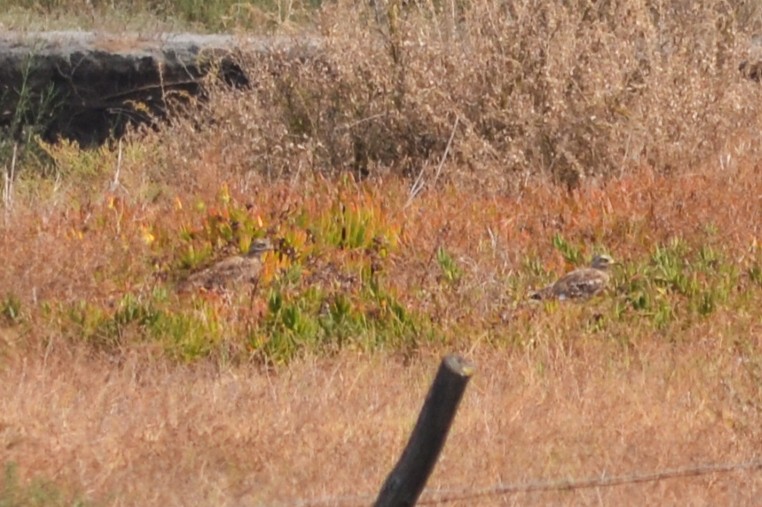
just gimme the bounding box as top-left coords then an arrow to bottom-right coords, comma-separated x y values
180,256 -> 260,291
551,268 -> 609,300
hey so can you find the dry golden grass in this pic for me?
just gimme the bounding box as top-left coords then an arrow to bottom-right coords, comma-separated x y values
1,336 -> 761,506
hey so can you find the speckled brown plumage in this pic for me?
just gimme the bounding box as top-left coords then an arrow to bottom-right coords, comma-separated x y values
178,238 -> 272,293
531,254 -> 614,301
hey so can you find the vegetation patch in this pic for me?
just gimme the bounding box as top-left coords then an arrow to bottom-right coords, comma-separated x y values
0,1 -> 761,363
0,463 -> 92,507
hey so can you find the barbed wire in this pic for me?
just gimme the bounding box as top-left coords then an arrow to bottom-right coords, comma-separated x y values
282,457 -> 762,507
418,457 -> 762,504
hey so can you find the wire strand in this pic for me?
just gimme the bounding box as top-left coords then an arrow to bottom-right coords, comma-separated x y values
418,457 -> 762,504
279,457 -> 762,507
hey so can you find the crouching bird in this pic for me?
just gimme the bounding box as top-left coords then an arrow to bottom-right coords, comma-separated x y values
530,254 -> 614,301
178,238 -> 273,293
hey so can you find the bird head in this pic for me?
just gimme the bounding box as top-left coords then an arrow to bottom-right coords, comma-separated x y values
246,238 -> 273,257
590,254 -> 615,270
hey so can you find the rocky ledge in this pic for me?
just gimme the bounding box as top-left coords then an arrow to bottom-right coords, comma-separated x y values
0,31 -> 321,146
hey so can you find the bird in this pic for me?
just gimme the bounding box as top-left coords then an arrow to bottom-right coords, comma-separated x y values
530,254 -> 615,301
177,238 -> 273,293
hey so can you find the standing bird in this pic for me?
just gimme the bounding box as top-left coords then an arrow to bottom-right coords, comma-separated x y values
178,238 -> 273,293
530,254 -> 615,301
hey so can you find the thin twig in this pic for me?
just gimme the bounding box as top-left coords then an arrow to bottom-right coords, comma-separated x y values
404,116 -> 459,208
432,115 -> 459,187
338,112 -> 388,132
110,138 -> 123,191
405,161 -> 428,208
3,142 -> 17,219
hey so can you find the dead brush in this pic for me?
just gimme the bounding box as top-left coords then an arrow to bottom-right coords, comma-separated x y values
137,0 -> 762,194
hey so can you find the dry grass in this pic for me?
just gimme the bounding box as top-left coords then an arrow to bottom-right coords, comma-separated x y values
3,0 -> 762,504
2,162 -> 762,504
1,338 -> 760,506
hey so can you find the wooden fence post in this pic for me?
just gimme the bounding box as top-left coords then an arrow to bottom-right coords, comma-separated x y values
374,354 -> 475,507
